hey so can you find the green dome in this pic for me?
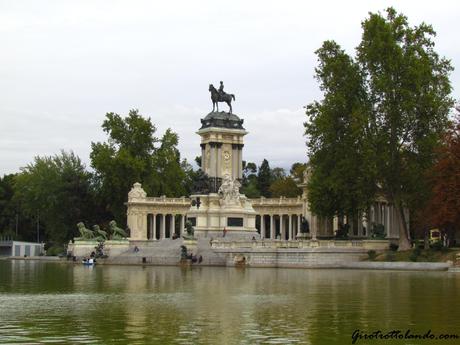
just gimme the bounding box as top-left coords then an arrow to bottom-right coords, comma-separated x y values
200,111 -> 245,130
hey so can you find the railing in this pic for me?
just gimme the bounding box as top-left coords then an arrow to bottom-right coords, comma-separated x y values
143,197 -> 191,204
250,196 -> 303,206
211,239 -> 389,250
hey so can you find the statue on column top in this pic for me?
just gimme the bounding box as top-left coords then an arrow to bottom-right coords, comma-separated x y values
209,81 -> 236,114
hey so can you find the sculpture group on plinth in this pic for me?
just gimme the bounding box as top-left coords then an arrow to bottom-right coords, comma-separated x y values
218,174 -> 242,206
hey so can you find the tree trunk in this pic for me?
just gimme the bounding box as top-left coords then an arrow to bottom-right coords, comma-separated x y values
396,202 -> 411,251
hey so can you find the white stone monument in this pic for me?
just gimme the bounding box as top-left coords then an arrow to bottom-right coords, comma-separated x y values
187,111 -> 258,239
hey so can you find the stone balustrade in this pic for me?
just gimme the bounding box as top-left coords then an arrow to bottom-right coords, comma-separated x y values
211,239 -> 389,250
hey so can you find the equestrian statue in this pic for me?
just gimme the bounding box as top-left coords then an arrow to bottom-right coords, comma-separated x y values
209,81 -> 235,114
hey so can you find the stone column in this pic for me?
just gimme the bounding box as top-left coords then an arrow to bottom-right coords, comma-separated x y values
297,214 -> 301,237
171,214 -> 176,238
288,214 -> 292,240
280,215 -> 285,240
180,214 -> 185,236
270,214 -> 275,239
153,214 -> 157,240
260,214 -> 265,239
311,215 -> 317,240
216,143 -> 222,178
238,145 -> 244,180
200,144 -> 206,171
232,144 -> 238,180
161,214 -> 166,239
209,143 -> 216,177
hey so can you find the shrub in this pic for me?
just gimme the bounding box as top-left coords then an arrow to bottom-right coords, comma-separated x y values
371,224 -> 385,239
409,247 -> 421,262
430,241 -> 444,251
386,251 -> 396,261
367,250 -> 377,261
46,245 -> 65,256
389,243 -> 399,251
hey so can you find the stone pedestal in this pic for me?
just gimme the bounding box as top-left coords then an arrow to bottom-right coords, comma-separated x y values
187,193 -> 258,239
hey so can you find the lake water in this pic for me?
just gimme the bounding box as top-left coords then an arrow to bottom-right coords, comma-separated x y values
0,260 -> 459,344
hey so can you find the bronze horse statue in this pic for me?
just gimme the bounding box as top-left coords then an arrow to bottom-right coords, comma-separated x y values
209,84 -> 235,114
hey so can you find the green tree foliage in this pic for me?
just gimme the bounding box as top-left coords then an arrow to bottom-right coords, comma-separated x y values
90,109 -> 158,223
305,40 -> 376,222
269,176 -> 301,198
151,129 -> 187,197
257,159 -> 272,197
358,8 -> 453,249
0,175 -> 20,238
13,151 -> 94,244
305,8 -> 453,250
290,162 -> 307,181
271,167 -> 286,181
241,161 -> 259,198
90,109 -> 190,223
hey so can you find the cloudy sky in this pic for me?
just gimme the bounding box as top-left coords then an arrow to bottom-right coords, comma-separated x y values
1,0 -> 459,176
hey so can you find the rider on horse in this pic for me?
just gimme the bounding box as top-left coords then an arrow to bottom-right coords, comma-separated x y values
218,81 -> 225,101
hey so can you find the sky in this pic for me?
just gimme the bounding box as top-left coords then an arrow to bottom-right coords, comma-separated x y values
1,0 -> 459,176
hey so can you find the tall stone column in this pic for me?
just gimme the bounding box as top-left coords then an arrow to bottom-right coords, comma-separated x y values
386,205 -> 390,237
209,143 -> 216,177
260,214 -> 265,239
216,143 -> 222,178
280,215 -> 285,240
161,214 -> 166,239
238,145 -> 244,179
180,214 -> 185,236
311,215 -> 317,240
171,214 -> 176,237
288,214 -> 292,240
270,215 -> 275,239
297,214 -> 301,237
152,214 -> 157,240
232,144 -> 238,180
200,144 -> 206,171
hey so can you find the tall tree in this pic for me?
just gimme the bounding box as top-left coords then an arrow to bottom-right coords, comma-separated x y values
357,8 -> 453,249
306,9 -> 453,249
91,109 -> 158,223
257,159 -> 272,197
13,151 -> 94,244
269,177 -> 302,198
424,112 -> 460,234
290,162 -> 308,182
305,40 -> 376,224
91,109 -> 191,223
151,129 -> 187,197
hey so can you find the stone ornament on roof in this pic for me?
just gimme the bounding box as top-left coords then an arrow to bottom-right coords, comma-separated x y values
128,182 -> 147,201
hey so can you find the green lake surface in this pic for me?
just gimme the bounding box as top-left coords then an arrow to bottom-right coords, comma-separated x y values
0,260 -> 459,345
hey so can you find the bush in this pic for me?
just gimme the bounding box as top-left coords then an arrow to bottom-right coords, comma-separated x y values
46,245 -> 65,256
389,243 -> 399,251
386,251 -> 396,261
370,224 -> 385,239
367,250 -> 377,261
335,223 -> 349,239
409,247 -> 421,262
430,241 -> 445,251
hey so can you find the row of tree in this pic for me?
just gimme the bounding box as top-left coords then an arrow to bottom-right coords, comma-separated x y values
304,8 -> 457,250
0,109 -> 303,247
